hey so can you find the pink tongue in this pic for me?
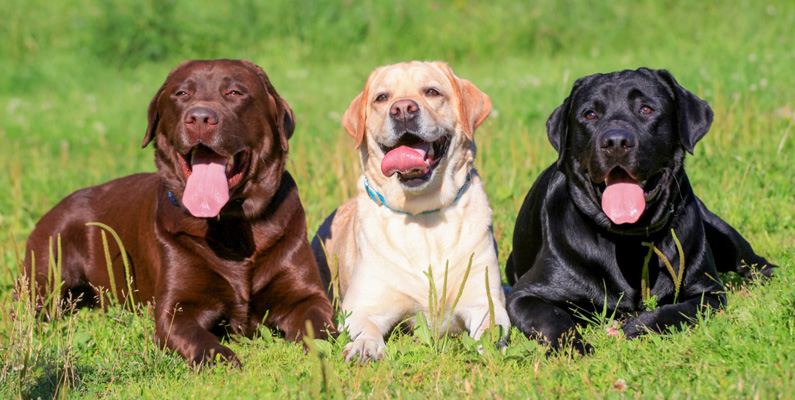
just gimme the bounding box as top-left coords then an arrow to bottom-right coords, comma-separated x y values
380,143 -> 429,177
601,180 -> 645,225
183,149 -> 229,218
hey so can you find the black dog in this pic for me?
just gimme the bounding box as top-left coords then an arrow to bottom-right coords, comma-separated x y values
505,68 -> 777,354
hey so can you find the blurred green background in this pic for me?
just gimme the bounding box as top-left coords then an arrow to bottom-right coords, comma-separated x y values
3,0 -> 793,277
2,1 -> 794,398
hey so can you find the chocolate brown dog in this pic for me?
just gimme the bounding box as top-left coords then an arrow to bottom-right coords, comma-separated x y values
506,68 -> 777,354
23,59 -> 334,366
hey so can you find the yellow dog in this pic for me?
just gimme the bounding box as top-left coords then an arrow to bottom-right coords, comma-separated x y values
313,61 -> 509,362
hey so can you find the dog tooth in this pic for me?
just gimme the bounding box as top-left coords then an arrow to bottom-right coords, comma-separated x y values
428,144 -> 435,159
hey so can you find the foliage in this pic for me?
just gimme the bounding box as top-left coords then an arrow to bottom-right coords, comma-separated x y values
1,0 -> 794,398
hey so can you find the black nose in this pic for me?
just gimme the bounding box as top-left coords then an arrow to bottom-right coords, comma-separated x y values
389,99 -> 419,122
184,107 -> 219,126
599,129 -> 636,157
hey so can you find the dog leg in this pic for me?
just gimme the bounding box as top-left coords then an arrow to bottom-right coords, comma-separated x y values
458,302 -> 511,353
622,293 -> 724,339
697,197 -> 778,278
275,294 -> 336,342
507,294 -> 592,355
341,312 -> 392,363
461,305 -> 511,339
155,305 -> 240,368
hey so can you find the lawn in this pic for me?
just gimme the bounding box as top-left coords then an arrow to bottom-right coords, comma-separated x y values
1,0 -> 793,398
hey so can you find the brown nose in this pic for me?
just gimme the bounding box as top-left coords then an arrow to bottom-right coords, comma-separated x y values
389,99 -> 419,122
184,107 -> 219,128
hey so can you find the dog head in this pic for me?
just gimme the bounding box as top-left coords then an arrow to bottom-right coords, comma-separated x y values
342,61 -> 491,214
547,68 -> 713,231
142,59 -> 295,219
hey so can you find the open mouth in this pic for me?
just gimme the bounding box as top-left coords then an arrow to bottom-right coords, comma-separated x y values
378,133 -> 450,187
174,145 -> 250,218
593,167 -> 668,225
595,168 -> 667,203
177,145 -> 250,188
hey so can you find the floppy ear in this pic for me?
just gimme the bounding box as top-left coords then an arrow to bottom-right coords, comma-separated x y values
342,91 -> 366,148
342,67 -> 384,149
546,97 -> 570,155
142,60 -> 195,148
653,69 -> 714,154
142,81 -> 166,148
438,62 -> 492,139
276,97 -> 296,152
242,59 -> 295,152
547,76 -> 593,166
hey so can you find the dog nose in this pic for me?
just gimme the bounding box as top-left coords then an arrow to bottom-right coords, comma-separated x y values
599,129 -> 636,157
389,99 -> 419,122
184,107 -> 219,127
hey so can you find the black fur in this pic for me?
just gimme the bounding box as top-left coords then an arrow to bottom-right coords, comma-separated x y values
505,68 -> 777,354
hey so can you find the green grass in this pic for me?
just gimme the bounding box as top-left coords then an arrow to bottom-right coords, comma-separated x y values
1,0 -> 794,398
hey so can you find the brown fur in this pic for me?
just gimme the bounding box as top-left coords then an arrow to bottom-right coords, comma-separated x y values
22,59 -> 334,367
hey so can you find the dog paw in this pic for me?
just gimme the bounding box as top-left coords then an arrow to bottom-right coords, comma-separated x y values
544,341 -> 593,358
621,317 -> 647,339
573,339 -> 594,356
190,345 -> 241,368
342,338 -> 386,363
543,334 -> 593,358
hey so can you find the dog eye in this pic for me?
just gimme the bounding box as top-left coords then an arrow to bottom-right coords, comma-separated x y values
226,90 -> 243,97
585,111 -> 598,120
175,90 -> 189,97
375,93 -> 389,102
425,88 -> 442,97
639,106 -> 654,115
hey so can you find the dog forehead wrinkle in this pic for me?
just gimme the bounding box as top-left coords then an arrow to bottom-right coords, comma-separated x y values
626,88 -> 653,104
377,64 -> 450,97
184,64 -> 254,85
409,67 -> 447,88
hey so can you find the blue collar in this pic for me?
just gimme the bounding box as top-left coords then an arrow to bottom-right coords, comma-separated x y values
168,191 -> 181,208
363,170 -> 473,216
167,191 -> 191,215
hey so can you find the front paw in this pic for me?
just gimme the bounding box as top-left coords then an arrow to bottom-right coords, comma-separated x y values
545,334 -> 593,357
190,345 -> 241,368
570,337 -> 594,356
621,316 -> 648,339
342,337 -> 386,363
757,262 -> 778,279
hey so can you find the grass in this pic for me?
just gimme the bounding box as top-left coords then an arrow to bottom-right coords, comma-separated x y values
1,0 -> 794,398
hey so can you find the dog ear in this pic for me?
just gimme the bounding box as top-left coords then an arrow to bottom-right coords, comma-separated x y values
263,94 -> 295,153
142,81 -> 166,148
547,76 -> 592,166
276,97 -> 296,152
546,89 -> 579,166
546,96 -> 570,155
142,60 -> 195,148
241,59 -> 296,152
437,62 -> 492,139
342,91 -> 366,148
342,67 -> 383,149
652,69 -> 714,154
